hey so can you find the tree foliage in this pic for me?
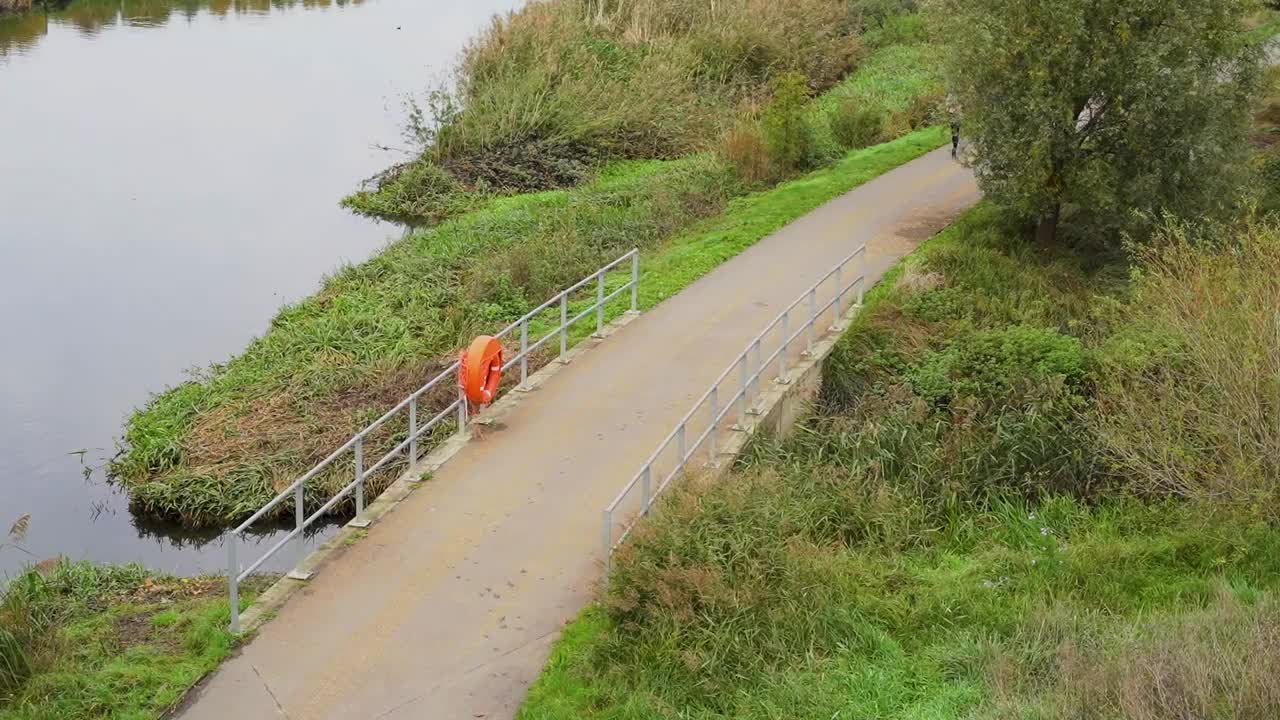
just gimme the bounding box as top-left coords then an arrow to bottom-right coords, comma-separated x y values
937,0 -> 1264,241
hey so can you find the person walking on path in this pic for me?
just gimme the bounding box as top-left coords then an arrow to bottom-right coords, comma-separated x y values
948,96 -> 962,159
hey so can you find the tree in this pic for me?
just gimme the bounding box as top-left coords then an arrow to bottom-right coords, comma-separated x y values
937,0 -> 1263,242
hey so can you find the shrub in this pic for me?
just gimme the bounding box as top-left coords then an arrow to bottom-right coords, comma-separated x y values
902,89 -> 943,130
762,72 -> 817,174
720,120 -> 773,185
907,325 -> 1089,405
1093,217 -> 1280,514
829,99 -> 885,150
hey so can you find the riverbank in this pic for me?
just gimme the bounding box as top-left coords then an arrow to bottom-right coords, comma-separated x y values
113,4 -> 946,528
517,203 -> 1280,718
0,562 -> 272,719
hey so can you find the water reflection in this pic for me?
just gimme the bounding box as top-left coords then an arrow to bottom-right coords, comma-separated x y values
0,0 -> 366,55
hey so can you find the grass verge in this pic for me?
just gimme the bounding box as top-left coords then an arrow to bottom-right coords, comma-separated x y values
0,562 -> 270,720
113,37 -> 948,528
517,205 -> 1280,719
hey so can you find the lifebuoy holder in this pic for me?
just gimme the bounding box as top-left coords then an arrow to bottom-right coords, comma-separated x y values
460,335 -> 504,406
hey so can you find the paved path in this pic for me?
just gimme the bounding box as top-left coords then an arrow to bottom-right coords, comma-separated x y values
176,148 -> 978,720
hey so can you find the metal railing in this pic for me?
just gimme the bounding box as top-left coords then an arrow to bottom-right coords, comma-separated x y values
227,249 -> 640,631
601,245 -> 867,576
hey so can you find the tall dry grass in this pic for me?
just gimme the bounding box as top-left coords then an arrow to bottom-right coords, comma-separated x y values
350,0 -> 865,221
1094,217 -> 1280,513
986,587 -> 1280,720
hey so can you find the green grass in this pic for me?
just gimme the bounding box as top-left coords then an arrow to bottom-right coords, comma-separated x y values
521,502 -> 1280,719
0,562 -> 268,720
113,35 -> 947,528
516,206 -> 1280,719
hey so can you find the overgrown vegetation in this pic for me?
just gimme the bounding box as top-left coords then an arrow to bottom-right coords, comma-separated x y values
114,5 -> 946,527
0,562 -> 268,720
518,205 -> 1280,719
343,0 -> 927,224
518,5 -> 1280,714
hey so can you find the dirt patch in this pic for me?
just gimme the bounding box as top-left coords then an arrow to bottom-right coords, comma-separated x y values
113,611 -> 182,654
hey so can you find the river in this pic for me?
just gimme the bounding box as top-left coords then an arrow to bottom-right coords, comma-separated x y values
0,0 -> 518,580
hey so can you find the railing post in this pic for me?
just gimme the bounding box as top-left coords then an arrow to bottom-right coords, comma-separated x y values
641,465 -> 652,515
677,423 -> 688,466
630,251 -> 639,312
294,481 -> 305,568
751,338 -> 763,402
595,270 -> 605,336
227,533 -> 239,633
559,293 -> 568,363
408,397 -> 418,465
779,313 -> 790,381
354,435 -> 365,516
807,287 -> 818,352
457,386 -> 468,436
738,353 -> 749,428
708,386 -> 719,460
602,509 -> 613,582
834,265 -> 844,324
858,248 -> 866,305
520,319 -> 529,385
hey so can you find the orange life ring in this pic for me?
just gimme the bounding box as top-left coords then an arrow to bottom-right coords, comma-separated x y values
460,335 -> 504,405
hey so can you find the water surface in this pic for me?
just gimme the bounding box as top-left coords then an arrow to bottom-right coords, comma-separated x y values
0,0 -> 518,579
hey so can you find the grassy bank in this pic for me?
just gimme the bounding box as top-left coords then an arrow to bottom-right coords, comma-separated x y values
114,22 -> 947,527
0,562 -> 269,720
518,205 -> 1280,718
342,0 -> 874,225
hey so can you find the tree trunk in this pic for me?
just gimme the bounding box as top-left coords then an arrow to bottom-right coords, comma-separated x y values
1036,203 -> 1061,244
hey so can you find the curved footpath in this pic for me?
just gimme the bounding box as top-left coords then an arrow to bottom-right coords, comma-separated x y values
176,148 -> 979,720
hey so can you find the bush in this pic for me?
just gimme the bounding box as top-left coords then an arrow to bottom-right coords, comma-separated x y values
907,325 -> 1088,405
763,72 -> 817,174
901,89 -> 943,130
720,120 -> 773,185
1093,217 -> 1280,515
830,99 -> 885,149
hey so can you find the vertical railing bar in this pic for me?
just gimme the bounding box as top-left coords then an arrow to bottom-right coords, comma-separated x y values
456,385 -> 468,436
520,319 -> 529,385
408,398 -> 418,465
807,287 -> 818,352
602,509 -> 613,582
641,465 -> 652,515
747,338 -> 757,399
779,312 -> 790,380
630,252 -> 639,312
678,423 -> 688,466
559,293 -> 568,362
737,353 -> 748,427
708,386 -> 719,459
858,249 -> 866,305
227,533 -> 239,633
294,480 -> 305,569
595,271 -> 605,335
834,265 -> 844,324
354,436 -> 365,516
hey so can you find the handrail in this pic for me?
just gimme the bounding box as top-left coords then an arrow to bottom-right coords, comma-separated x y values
601,245 -> 868,578
227,249 -> 640,631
